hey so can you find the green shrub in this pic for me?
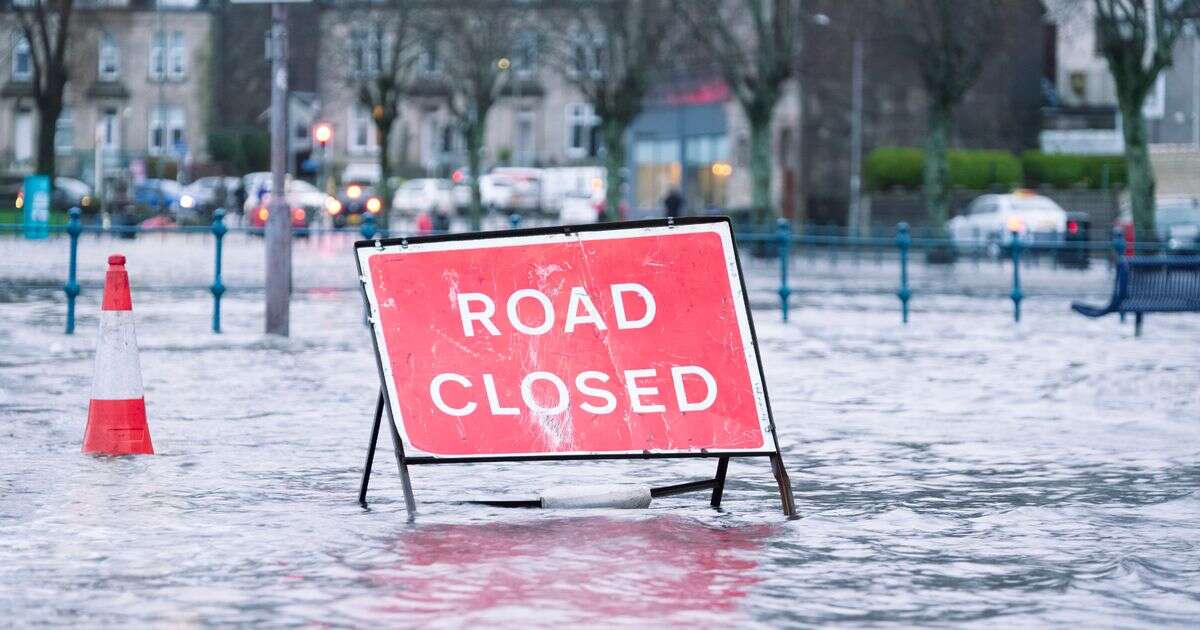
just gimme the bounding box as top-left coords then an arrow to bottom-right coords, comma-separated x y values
1020,151 -> 1126,189
866,147 -> 924,190
866,147 -> 1023,190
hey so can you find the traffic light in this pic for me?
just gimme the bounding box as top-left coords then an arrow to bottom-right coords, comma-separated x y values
313,122 -> 332,148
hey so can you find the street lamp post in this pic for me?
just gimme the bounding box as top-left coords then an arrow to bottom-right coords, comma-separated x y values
313,122 -> 332,226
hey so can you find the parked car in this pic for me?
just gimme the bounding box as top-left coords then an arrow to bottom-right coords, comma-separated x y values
242,173 -> 330,217
1054,211 -> 1091,268
330,182 -> 384,228
948,190 -> 1068,257
487,167 -> 542,213
1114,196 -> 1200,254
12,177 -> 95,214
392,178 -> 457,216
247,201 -> 310,233
177,176 -> 239,221
133,179 -> 183,212
559,191 -> 602,225
54,177 -> 95,212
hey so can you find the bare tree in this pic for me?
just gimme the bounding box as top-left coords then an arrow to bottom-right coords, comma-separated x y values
889,0 -> 1006,234
11,0 -> 75,184
681,0 -> 800,225
429,6 -> 522,228
1092,0 -> 1199,242
337,2 -> 419,229
544,0 -> 676,220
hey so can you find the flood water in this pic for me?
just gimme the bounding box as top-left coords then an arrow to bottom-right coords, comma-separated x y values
2,241 -> 1199,626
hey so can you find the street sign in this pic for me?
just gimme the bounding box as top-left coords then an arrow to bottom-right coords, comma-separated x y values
22,175 -> 51,240
355,217 -> 796,514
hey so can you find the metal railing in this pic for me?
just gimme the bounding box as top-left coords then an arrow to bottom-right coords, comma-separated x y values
1,209 -> 1141,334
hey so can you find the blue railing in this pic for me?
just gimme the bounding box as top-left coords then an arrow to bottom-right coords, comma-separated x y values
1,210 -> 1137,334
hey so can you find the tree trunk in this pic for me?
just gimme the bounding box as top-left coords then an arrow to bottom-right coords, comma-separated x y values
375,119 -> 393,231
601,118 -> 626,222
1119,97 -> 1156,245
923,99 -> 951,235
35,105 -> 60,183
465,121 -> 484,231
748,113 -> 773,227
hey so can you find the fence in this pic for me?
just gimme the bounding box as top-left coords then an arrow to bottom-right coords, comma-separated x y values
2,208 -> 1143,335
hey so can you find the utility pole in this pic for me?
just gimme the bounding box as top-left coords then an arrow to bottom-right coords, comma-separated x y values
848,33 -> 864,237
265,3 -> 291,336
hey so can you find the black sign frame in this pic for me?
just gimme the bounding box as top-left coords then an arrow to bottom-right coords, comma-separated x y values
354,216 -> 796,516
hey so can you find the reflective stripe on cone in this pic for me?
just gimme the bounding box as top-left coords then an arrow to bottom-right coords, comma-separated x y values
83,254 -> 154,455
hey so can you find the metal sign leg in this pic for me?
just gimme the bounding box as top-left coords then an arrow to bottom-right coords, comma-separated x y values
710,457 -> 730,508
769,454 -> 797,516
358,392 -> 385,507
384,397 -> 418,516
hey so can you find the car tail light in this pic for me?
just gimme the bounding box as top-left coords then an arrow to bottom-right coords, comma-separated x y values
1067,220 -> 1079,235
257,207 -> 269,222
292,207 -> 306,222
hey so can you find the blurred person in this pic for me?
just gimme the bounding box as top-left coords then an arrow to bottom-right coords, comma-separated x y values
663,189 -> 683,219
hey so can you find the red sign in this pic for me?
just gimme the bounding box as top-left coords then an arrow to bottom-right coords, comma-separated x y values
358,220 -> 776,460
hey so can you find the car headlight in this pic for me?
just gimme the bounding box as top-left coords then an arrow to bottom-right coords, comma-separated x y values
179,194 -> 194,209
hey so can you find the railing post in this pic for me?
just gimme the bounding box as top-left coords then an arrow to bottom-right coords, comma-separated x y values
777,218 -> 792,322
361,213 -> 377,240
896,222 -> 911,324
1010,229 -> 1023,323
508,212 -> 522,229
64,207 -> 82,334
210,208 -> 227,333
1112,230 -> 1126,322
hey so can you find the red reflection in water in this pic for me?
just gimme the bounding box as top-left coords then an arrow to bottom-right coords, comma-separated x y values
368,516 -> 777,623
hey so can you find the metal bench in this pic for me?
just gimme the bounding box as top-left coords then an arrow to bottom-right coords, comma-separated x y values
1072,256 -> 1200,336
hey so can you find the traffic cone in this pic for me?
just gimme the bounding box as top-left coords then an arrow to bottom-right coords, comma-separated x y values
82,254 -> 154,455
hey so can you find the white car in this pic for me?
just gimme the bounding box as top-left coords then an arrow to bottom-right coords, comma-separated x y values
948,191 -> 1068,256
242,173 -> 330,215
392,178 -> 456,216
559,191 -> 600,225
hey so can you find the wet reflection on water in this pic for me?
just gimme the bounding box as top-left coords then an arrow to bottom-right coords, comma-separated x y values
364,517 -> 774,624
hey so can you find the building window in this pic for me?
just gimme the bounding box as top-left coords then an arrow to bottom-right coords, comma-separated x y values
55,108 -> 74,155
515,109 -> 535,166
149,106 -> 186,156
633,138 -> 680,211
514,29 -> 537,76
14,106 -> 34,163
12,32 -> 32,81
100,106 -> 120,151
419,35 -> 441,74
150,31 -> 185,81
149,32 -> 165,80
569,32 -> 604,79
168,31 -> 186,79
349,26 -> 381,77
683,134 -> 730,210
565,103 -> 599,158
98,33 -> 120,80
349,105 -> 377,153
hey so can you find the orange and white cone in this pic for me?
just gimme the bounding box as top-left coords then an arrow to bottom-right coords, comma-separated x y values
82,254 -> 154,455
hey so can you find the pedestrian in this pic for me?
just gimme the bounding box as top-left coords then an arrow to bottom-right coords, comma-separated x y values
234,181 -> 247,224
663,189 -> 683,219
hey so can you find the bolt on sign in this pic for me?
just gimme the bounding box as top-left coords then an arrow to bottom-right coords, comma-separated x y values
355,217 -> 795,515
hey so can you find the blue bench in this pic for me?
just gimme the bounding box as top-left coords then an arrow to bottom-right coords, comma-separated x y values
1072,256 -> 1200,336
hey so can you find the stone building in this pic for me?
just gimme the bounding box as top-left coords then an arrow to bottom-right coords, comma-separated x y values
313,1 -> 1048,221
0,0 -> 212,182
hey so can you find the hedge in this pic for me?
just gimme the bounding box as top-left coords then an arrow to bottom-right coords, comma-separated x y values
1020,151 -> 1126,189
866,147 -> 1022,190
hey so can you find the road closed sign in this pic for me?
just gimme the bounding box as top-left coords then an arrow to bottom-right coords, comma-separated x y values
356,218 -> 780,462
